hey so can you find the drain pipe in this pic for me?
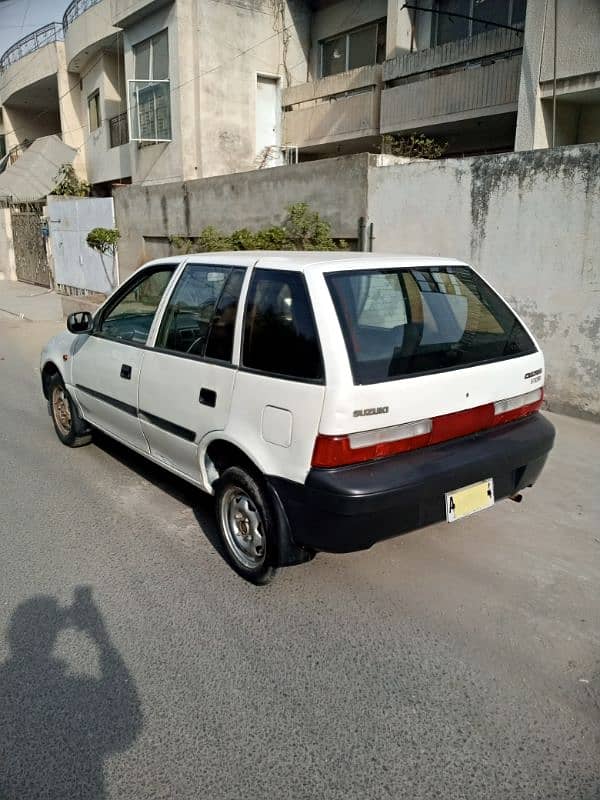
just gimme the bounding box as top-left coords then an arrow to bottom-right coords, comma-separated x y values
552,0 -> 558,147
358,216 -> 367,251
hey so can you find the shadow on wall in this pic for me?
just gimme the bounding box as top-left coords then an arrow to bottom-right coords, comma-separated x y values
0,587 -> 142,799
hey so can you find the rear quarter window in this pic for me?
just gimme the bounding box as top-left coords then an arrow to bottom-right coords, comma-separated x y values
242,268 -> 323,382
326,266 -> 536,384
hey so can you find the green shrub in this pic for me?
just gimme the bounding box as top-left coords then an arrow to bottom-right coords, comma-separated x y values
381,133 -> 448,160
169,202 -> 346,254
52,164 -> 91,197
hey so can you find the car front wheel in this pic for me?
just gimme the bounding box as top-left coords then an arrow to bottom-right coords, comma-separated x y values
215,466 -> 278,585
49,373 -> 92,448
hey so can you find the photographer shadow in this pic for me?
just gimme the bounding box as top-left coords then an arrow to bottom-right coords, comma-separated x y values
0,588 -> 143,800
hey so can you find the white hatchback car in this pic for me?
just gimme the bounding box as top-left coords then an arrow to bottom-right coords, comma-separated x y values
41,252 -> 555,583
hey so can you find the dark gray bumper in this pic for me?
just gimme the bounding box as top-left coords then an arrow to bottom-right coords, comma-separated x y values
268,413 -> 555,553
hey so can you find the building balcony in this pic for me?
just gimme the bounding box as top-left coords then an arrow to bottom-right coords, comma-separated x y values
0,22 -> 63,73
0,23 -> 63,105
111,0 -> 172,28
63,0 -> 121,72
381,53 -> 522,134
283,64 -> 383,150
384,28 -> 524,83
86,131 -> 131,185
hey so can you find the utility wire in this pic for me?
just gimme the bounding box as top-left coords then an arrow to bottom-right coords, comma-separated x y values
2,21 -> 293,152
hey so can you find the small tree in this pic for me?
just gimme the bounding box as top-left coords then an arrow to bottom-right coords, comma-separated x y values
86,227 -> 120,255
86,227 -> 120,290
52,164 -> 91,197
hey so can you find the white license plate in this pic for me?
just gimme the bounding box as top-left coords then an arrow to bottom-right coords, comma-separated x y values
445,478 -> 494,523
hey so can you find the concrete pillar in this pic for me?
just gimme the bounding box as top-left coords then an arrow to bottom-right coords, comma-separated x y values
56,43 -> 88,178
176,0 -> 199,182
0,208 -> 17,281
386,0 -> 416,60
515,0 -> 550,150
2,106 -> 26,151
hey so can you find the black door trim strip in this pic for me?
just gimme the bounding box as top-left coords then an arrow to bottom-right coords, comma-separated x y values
76,384 -> 138,417
138,410 -> 196,443
75,385 -> 198,443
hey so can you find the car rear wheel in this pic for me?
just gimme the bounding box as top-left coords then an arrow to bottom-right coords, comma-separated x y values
49,373 -> 92,448
215,466 -> 277,585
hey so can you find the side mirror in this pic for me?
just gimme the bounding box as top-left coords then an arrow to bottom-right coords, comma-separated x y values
67,311 -> 93,334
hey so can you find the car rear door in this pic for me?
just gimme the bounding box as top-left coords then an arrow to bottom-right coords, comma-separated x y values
137,262 -> 246,482
225,266 -> 327,485
71,265 -> 177,451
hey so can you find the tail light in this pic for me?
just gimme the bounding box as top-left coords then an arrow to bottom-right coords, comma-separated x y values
312,388 -> 543,468
493,388 -> 543,422
312,419 -> 432,468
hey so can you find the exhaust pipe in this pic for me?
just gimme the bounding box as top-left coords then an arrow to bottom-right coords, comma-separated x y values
510,493 -> 523,503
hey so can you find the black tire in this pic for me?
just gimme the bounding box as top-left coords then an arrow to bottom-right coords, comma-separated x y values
48,373 -> 92,448
215,466 -> 278,585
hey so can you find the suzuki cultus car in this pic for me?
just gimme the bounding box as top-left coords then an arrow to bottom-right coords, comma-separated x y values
41,253 -> 555,583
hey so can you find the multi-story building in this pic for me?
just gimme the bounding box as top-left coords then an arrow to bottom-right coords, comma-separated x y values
0,0 -> 599,193
285,0 -> 600,158
0,3 -> 128,193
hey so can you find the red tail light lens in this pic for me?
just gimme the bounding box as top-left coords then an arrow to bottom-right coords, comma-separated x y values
312,419 -> 432,468
312,389 -> 544,468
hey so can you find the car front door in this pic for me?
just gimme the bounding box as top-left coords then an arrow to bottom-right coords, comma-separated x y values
137,263 -> 246,481
72,265 -> 177,451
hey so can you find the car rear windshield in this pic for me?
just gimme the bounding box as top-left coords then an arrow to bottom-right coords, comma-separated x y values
326,266 -> 536,384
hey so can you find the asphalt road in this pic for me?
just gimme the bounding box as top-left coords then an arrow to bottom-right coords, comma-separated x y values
1,317 -> 599,800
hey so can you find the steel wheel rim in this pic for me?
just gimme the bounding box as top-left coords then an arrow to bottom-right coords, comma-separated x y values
52,385 -> 72,436
220,487 -> 266,570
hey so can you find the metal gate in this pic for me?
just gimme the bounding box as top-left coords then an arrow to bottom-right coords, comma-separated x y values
11,204 -> 51,287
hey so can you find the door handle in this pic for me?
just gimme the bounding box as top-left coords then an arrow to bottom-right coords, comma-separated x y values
120,364 -> 132,380
199,388 -> 217,407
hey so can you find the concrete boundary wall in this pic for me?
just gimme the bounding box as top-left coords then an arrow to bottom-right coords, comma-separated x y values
113,145 -> 600,421
113,158 -> 370,281
369,144 -> 600,420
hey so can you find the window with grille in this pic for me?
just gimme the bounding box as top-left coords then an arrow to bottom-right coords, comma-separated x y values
128,29 -> 172,142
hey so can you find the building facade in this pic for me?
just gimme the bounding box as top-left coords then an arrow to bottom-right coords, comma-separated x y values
0,0 -> 599,192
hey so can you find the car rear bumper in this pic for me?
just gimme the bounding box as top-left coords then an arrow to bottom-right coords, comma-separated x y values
268,413 -> 555,554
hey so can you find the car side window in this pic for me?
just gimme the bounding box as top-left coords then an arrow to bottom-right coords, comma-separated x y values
205,268 -> 245,362
242,268 -> 323,381
99,268 -> 175,345
155,264 -> 236,357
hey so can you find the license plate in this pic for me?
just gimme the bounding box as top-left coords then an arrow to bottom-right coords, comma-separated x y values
445,478 -> 494,522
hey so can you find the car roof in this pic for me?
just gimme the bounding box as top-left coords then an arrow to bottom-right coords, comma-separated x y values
165,251 -> 468,273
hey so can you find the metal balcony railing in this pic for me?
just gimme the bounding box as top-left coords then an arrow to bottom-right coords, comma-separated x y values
0,23 -> 64,72
63,0 -> 104,31
0,140 -> 32,175
109,112 -> 129,148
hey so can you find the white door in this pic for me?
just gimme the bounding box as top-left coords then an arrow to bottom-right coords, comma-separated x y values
72,266 -> 176,451
224,266 -> 326,485
256,76 -> 282,166
138,264 -> 246,481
